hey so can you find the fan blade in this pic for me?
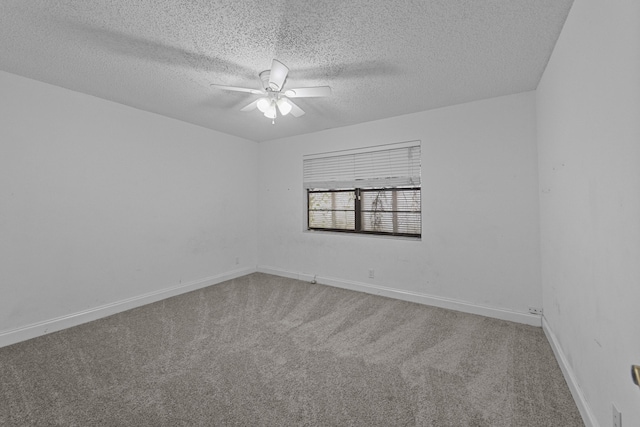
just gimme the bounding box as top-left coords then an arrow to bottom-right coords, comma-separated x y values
288,99 -> 306,118
268,59 -> 289,91
284,86 -> 332,98
211,84 -> 264,95
240,100 -> 259,112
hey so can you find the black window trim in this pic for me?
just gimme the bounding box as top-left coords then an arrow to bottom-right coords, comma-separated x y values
307,186 -> 421,238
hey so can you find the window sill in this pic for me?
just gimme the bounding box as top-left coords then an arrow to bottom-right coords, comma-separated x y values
303,228 -> 422,242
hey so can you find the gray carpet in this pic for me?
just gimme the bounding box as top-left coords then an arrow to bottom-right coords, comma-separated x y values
0,273 -> 583,426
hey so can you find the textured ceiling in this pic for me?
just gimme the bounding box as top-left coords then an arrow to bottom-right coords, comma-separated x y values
0,0 -> 573,142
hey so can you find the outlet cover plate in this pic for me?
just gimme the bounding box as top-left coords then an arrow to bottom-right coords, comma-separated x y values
613,403 -> 622,427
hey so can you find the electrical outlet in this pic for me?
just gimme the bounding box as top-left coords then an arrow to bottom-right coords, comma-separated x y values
368,269 -> 375,279
613,404 -> 622,427
528,307 -> 543,315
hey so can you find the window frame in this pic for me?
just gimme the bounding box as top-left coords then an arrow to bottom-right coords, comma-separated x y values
307,186 -> 421,238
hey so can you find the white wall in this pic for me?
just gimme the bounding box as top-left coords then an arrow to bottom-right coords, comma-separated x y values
258,92 -> 541,323
0,71 -> 258,343
537,0 -> 640,425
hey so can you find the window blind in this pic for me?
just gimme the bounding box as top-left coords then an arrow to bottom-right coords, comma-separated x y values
303,140 -> 421,189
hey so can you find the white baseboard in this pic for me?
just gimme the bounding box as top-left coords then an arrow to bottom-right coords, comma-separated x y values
257,266 -> 541,326
542,317 -> 599,427
0,266 -> 256,349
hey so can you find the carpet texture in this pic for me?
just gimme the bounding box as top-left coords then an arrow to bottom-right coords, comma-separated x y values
0,273 -> 583,426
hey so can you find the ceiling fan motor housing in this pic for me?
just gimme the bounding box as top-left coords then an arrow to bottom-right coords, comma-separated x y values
258,70 -> 271,90
259,70 -> 275,91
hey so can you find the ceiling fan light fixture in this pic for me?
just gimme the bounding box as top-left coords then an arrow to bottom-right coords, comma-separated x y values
256,97 -> 270,113
264,103 -> 277,119
277,98 -> 292,116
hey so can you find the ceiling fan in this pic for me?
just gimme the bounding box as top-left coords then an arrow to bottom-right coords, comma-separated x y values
211,59 -> 331,124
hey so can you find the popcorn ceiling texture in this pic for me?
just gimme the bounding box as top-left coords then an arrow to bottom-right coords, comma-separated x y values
0,0 -> 573,142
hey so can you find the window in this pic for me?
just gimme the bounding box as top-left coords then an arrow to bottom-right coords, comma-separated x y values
308,187 -> 421,236
304,141 -> 421,238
